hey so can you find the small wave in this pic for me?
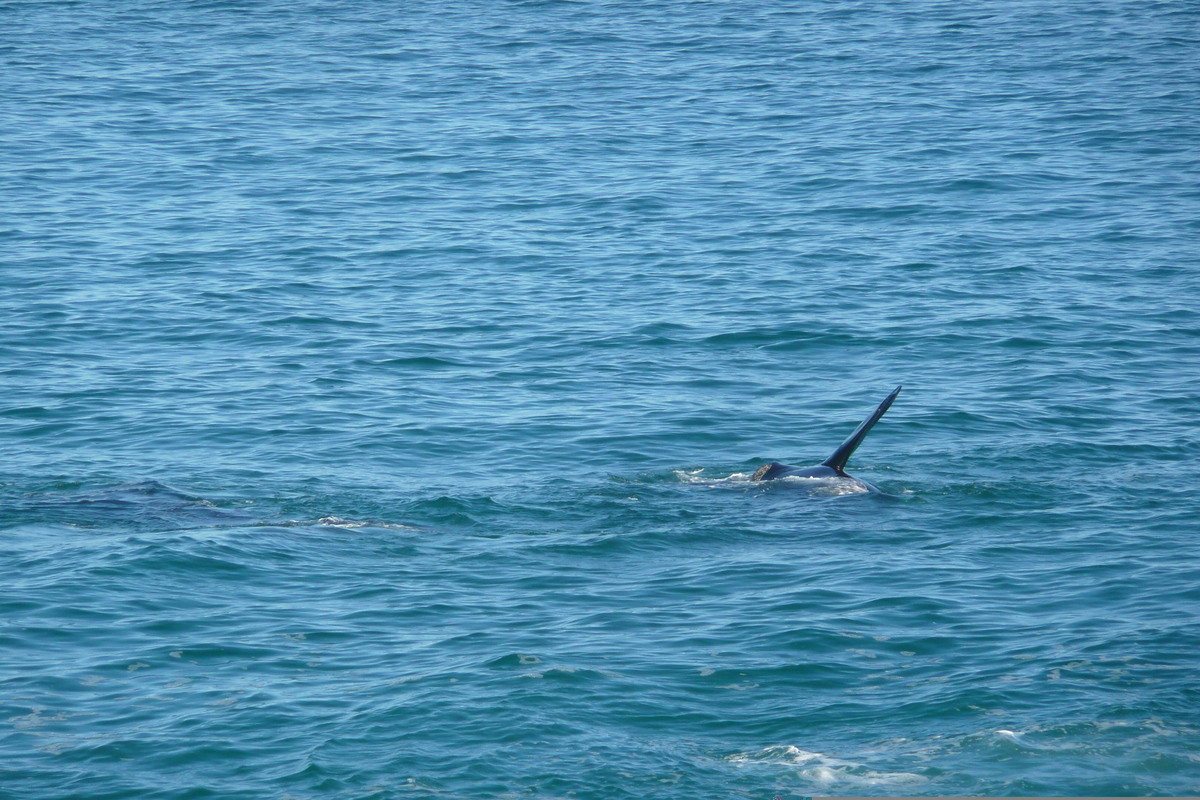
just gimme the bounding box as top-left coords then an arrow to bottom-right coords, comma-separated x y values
9,482 -> 254,530
486,653 -> 542,668
314,516 -> 416,530
674,469 -> 752,486
728,744 -> 926,788
991,723 -> 1163,753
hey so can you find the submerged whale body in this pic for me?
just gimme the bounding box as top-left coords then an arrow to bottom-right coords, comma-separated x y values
752,386 -> 902,489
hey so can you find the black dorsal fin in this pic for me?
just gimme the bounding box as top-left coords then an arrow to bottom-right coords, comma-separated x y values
821,386 -> 902,476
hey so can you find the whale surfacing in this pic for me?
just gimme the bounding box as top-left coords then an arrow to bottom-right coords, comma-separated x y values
751,386 -> 902,487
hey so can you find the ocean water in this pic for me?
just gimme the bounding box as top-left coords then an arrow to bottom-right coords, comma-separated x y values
2,0 -> 1199,797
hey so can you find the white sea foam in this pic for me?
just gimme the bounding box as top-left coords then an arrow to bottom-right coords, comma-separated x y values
675,470 -> 871,496
778,475 -> 871,496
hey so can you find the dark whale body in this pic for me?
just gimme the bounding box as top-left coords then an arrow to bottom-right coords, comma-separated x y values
751,386 -> 902,486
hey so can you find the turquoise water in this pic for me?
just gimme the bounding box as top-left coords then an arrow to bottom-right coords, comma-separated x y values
3,1 -> 1199,797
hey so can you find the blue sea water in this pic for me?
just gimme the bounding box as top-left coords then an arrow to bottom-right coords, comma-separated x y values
2,0 -> 1200,797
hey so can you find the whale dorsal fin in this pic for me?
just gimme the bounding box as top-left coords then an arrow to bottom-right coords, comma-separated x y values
821,386 -> 902,476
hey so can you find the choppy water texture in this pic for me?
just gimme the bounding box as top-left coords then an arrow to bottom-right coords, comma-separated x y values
3,1 -> 1199,797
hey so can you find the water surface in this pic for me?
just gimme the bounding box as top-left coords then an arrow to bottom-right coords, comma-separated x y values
2,1 -> 1199,797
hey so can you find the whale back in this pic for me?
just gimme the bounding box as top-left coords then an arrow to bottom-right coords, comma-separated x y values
751,462 -> 840,481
